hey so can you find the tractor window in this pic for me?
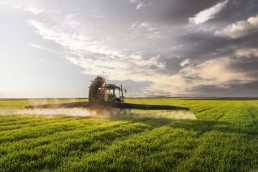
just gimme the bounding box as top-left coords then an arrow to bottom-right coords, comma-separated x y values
114,88 -> 120,98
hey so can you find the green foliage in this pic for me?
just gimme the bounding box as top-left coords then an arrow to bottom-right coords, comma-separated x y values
0,99 -> 257,171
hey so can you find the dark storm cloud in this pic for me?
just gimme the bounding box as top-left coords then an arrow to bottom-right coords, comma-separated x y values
163,58 -> 182,74
153,0 -> 258,96
138,0 -> 258,96
230,57 -> 258,73
216,0 -> 258,22
62,0 -> 223,24
155,0 -> 258,70
139,0 -> 222,23
190,81 -> 258,96
174,29 -> 257,63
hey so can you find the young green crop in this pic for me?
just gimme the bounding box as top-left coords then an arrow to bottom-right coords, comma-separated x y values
0,98 -> 257,171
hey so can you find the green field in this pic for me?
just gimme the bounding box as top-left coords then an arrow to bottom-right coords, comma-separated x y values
0,98 -> 257,171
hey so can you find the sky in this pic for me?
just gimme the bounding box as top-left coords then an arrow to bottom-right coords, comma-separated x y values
0,0 -> 258,98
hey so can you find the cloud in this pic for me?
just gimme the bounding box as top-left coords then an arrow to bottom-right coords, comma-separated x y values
130,47 -> 257,96
28,19 -> 165,80
180,59 -> 190,67
28,16 -> 258,96
215,14 -> 258,39
136,2 -> 143,10
130,22 -> 162,40
235,48 -> 258,58
29,43 -> 57,54
189,0 -> 228,25
64,14 -> 81,28
136,2 -> 152,10
16,0 -> 258,97
182,57 -> 251,84
190,81 -> 258,96
24,7 -> 45,15
179,55 -> 256,95
27,19 -> 195,96
29,43 -> 45,49
130,0 -> 152,10
142,55 -> 253,96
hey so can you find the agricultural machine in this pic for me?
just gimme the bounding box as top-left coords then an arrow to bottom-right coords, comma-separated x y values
25,76 -> 189,114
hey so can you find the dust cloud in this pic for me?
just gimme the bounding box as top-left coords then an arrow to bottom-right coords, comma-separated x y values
2,107 -> 196,120
0,109 -> 17,115
130,111 -> 196,120
27,99 -> 77,106
16,108 -> 96,116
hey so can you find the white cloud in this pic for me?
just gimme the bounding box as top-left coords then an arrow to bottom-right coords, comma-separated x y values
29,43 -> 59,55
130,22 -> 138,28
235,48 -> 258,58
29,43 -> 44,49
215,14 -> 258,39
189,0 -> 228,25
182,58 -> 241,84
24,7 -> 45,15
180,59 -> 190,67
146,47 -> 257,96
179,56 -> 254,94
28,20 -> 165,82
64,14 -> 81,28
140,55 -> 252,96
135,1 -> 152,10
248,15 -> 258,25
130,0 -> 137,3
130,22 -> 161,39
136,2 -> 143,10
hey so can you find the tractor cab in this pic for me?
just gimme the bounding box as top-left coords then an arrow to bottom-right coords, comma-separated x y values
105,84 -> 124,102
88,76 -> 124,103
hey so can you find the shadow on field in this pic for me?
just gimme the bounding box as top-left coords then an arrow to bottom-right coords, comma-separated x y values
108,114 -> 256,136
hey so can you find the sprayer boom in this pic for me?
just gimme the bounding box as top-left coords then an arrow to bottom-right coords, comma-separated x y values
25,101 -> 189,111
25,102 -> 89,109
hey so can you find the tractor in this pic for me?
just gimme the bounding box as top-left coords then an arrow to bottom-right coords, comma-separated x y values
25,76 -> 189,115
